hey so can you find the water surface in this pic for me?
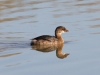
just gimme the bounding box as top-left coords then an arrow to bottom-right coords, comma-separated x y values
0,0 -> 100,75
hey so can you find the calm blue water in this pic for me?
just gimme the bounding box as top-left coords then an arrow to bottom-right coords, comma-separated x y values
0,0 -> 100,75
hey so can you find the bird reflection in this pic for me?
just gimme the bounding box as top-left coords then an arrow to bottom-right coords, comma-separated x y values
31,44 -> 69,59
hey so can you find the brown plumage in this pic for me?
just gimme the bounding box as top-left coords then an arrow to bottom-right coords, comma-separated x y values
31,26 -> 68,45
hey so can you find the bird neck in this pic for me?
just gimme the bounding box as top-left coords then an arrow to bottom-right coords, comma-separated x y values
55,32 -> 64,43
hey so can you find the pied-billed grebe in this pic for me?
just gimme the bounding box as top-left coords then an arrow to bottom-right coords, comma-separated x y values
31,26 -> 68,45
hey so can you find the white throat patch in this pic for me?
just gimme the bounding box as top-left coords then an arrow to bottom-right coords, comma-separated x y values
59,31 -> 65,35
61,31 -> 65,33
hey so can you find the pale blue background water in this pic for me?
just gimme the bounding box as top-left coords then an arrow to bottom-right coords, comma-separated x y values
0,0 -> 100,75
